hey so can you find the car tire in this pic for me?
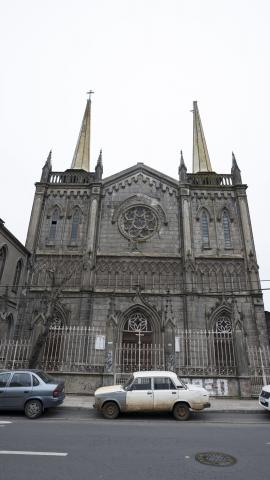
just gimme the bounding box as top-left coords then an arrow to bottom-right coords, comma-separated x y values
101,401 -> 120,419
173,402 -> 190,421
24,399 -> 43,419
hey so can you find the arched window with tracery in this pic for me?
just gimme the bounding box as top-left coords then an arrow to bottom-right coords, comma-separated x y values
122,311 -> 153,345
213,315 -> 236,374
201,210 -> 210,248
12,259 -> 23,293
0,245 -> 7,282
49,207 -> 60,241
222,210 -> 232,248
70,208 -> 81,242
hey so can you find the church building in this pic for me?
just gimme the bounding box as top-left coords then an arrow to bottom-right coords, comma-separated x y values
18,98 -> 268,396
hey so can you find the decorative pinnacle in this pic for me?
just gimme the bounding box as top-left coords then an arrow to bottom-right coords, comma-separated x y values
98,149 -> 103,164
232,151 -> 239,168
180,150 -> 184,164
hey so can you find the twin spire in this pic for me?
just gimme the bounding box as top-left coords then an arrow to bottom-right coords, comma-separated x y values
192,101 -> 213,173
70,97 -> 215,175
71,95 -> 92,171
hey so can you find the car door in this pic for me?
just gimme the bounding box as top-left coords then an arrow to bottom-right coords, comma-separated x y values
153,377 -> 178,411
126,377 -> 153,411
0,372 -> 12,408
2,372 -> 33,408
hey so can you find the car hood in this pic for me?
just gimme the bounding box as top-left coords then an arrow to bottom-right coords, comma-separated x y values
261,384 -> 270,393
95,385 -> 125,395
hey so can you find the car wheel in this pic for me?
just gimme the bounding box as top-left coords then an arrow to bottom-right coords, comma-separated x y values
101,401 -> 120,419
24,399 -> 43,419
173,403 -> 190,421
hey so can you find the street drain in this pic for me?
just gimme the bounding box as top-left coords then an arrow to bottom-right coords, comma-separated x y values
195,452 -> 237,467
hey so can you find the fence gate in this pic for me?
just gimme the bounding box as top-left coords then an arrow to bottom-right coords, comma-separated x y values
113,343 -> 165,384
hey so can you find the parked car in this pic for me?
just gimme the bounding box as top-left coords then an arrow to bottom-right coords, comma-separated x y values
0,369 -> 65,419
94,371 -> 210,420
259,384 -> 270,411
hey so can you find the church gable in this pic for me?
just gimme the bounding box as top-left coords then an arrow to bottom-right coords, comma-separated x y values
103,163 -> 178,197
98,164 -> 181,256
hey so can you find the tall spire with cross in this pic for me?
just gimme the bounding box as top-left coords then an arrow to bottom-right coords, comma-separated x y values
71,91 -> 93,171
192,101 -> 213,173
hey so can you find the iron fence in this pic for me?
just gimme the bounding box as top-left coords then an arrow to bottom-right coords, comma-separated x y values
41,326 -> 106,373
0,337 -> 32,369
1,327 -> 270,396
174,329 -> 237,376
247,345 -> 270,396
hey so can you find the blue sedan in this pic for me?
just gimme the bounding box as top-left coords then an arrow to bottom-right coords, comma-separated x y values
0,369 -> 65,418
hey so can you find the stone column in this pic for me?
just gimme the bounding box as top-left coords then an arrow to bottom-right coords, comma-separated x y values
236,190 -> 255,257
164,324 -> 175,371
25,185 -> 46,253
180,190 -> 192,258
83,186 -> 101,289
87,197 -> 98,254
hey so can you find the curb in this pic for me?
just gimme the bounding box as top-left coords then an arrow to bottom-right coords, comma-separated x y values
58,405 -> 266,415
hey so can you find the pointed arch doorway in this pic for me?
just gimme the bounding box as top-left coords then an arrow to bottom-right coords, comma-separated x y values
116,309 -> 164,374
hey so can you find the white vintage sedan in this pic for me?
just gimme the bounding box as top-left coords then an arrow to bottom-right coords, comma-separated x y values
259,384 -> 270,411
94,371 -> 210,420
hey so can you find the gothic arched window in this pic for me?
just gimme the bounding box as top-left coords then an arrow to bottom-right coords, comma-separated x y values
201,210 -> 210,248
222,210 -> 232,248
49,207 -> 60,241
12,259 -> 23,293
70,208 -> 81,241
0,245 -> 7,281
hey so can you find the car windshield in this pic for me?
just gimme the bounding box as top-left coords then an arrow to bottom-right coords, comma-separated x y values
177,376 -> 187,387
123,375 -> 134,389
37,371 -> 55,384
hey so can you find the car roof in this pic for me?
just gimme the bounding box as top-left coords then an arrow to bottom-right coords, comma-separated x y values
133,371 -> 178,378
0,369 -> 43,374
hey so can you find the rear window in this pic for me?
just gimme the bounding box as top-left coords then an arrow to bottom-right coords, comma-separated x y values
154,377 -> 176,390
36,371 -> 55,384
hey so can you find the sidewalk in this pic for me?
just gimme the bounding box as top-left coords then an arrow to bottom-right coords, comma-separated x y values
61,395 -> 265,414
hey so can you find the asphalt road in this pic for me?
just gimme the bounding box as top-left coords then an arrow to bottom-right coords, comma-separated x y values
0,410 -> 270,480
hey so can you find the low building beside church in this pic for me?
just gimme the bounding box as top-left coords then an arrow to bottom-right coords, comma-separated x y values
0,219 -> 30,337
12,99 -> 269,396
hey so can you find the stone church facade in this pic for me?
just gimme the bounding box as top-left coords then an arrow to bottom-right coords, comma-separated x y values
16,98 -> 268,395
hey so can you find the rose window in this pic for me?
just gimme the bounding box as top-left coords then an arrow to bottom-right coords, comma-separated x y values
118,205 -> 158,241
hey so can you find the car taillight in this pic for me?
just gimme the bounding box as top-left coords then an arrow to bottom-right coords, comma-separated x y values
53,388 -> 60,397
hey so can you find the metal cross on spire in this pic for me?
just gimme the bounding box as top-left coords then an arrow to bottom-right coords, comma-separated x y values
87,90 -> 94,100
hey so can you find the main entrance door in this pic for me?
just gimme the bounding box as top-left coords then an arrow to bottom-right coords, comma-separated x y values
114,311 -> 164,380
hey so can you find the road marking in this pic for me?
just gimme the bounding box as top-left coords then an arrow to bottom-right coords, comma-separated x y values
0,451 -> 68,456
0,421 -> 12,424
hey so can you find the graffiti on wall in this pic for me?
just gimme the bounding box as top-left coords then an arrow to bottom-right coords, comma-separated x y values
184,378 -> 229,396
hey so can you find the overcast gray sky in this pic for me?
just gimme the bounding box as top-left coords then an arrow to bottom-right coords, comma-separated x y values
0,0 -> 269,308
